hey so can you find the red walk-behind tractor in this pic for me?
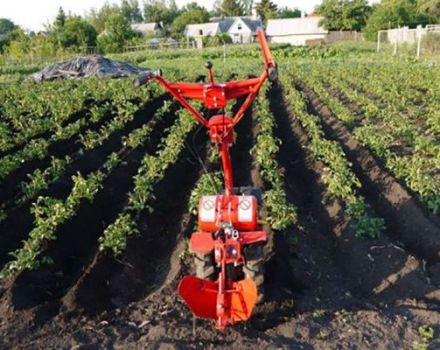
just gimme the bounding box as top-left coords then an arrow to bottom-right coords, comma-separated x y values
134,29 -> 277,329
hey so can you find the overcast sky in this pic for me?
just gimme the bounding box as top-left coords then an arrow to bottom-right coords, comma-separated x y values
1,0 -> 379,32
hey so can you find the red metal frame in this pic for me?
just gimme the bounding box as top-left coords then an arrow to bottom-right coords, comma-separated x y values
137,28 -> 276,329
145,29 -> 276,197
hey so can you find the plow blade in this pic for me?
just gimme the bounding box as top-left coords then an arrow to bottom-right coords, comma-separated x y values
178,276 -> 258,328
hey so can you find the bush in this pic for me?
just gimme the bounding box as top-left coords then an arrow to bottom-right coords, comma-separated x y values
203,33 -> 233,47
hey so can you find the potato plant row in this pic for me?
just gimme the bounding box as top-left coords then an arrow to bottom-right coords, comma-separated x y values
295,68 -> 440,215
339,63 -> 440,135
251,83 -> 298,230
0,83 -> 161,183
98,107 -> 197,255
280,73 -> 385,239
0,101 -> 171,279
0,78 -> 157,153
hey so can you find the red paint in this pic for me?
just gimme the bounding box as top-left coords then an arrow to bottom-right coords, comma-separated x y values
139,29 -> 276,329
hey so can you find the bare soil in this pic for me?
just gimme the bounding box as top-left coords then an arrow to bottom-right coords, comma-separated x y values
0,87 -> 439,350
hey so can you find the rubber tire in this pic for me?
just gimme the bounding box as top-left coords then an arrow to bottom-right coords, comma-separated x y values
243,244 -> 265,303
194,252 -> 216,281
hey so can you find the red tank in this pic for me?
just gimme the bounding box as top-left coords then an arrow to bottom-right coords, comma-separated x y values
198,195 -> 258,232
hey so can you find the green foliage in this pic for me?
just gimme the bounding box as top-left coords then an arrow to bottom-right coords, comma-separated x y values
121,0 -> 143,23
277,6 -> 301,19
50,16 -> 97,49
203,33 -> 233,46
316,0 -> 372,31
18,156 -> 71,205
171,5 -> 210,35
281,71 -> 384,239
55,7 -> 67,28
99,107 -> 197,255
413,325 -> 435,350
0,171 -> 105,278
0,18 -> 17,35
0,18 -> 17,51
189,172 -> 223,213
418,325 -> 434,340
143,0 -> 179,25
256,0 -> 278,23
99,213 -> 138,255
220,0 -> 245,16
97,13 -> 137,53
418,0 -> 440,20
364,0 -> 431,40
252,83 -> 298,230
86,3 -> 122,34
241,0 -> 254,16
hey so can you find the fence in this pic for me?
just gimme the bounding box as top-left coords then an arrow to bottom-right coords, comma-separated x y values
326,31 -> 363,43
377,25 -> 440,57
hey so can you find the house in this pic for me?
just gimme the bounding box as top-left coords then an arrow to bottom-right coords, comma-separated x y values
266,16 -> 328,46
184,22 -> 223,38
184,17 -> 262,44
226,17 -> 262,44
131,22 -> 163,37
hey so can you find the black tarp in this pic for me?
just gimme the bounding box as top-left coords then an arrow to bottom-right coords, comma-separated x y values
30,55 -> 150,82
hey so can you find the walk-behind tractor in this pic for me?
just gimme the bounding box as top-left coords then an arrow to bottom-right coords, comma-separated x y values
134,29 -> 277,329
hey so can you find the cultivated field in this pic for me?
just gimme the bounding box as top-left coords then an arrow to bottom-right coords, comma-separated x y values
0,44 -> 439,349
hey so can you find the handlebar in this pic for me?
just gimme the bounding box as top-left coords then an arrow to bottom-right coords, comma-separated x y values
132,29 -> 276,129
133,70 -> 162,87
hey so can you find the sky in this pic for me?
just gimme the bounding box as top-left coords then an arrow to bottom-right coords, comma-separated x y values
0,0 -> 326,32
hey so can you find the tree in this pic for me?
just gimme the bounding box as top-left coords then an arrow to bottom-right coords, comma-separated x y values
5,28 -> 29,60
241,0 -> 254,15
171,4 -> 209,35
0,18 -> 17,35
277,6 -> 301,18
97,13 -> 136,53
55,7 -> 67,28
143,0 -> 179,25
211,0 -> 222,16
121,0 -> 143,23
418,0 -> 440,20
255,0 -> 278,22
0,18 -> 18,51
53,16 -> 97,49
363,0 -> 430,40
316,0 -> 372,31
221,0 -> 245,16
86,3 -> 121,33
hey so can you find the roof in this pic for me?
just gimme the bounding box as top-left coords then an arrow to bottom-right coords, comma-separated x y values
240,18 -> 262,32
184,22 -> 221,37
218,18 -> 235,32
211,16 -> 262,33
184,17 -> 263,37
131,23 -> 161,34
266,17 -> 328,36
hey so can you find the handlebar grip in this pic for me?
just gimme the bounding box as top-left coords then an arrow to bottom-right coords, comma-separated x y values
133,70 -> 161,87
133,73 -> 151,88
268,66 -> 278,82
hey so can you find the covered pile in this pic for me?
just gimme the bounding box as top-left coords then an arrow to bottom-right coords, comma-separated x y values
30,55 -> 150,82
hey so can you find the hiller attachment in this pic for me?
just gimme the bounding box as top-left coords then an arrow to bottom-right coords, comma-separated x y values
134,29 -> 276,329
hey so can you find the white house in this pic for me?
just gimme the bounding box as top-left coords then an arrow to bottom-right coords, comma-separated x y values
266,16 -> 328,46
184,22 -> 224,38
227,17 -> 262,44
131,23 -> 163,37
184,17 -> 262,44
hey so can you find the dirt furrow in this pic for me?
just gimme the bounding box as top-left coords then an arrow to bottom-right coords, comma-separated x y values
297,81 -> 440,263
